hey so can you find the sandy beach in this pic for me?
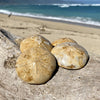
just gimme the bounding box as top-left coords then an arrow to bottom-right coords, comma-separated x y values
0,13 -> 100,100
0,13 -> 100,56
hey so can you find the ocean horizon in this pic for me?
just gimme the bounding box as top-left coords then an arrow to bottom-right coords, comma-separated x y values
0,4 -> 100,27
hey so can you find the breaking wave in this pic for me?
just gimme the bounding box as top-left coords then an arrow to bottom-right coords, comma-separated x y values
0,9 -> 100,27
53,4 -> 100,8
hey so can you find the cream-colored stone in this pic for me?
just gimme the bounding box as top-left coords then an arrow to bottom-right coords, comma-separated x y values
51,42 -> 89,69
20,35 -> 53,52
52,38 -> 77,46
16,47 -> 56,84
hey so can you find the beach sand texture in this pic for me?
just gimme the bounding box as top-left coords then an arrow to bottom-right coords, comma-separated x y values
0,14 -> 100,100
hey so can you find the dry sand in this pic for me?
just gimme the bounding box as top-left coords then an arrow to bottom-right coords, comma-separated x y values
0,14 -> 100,100
0,14 -> 100,56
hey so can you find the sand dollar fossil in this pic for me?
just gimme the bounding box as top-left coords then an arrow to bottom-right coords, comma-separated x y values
51,42 -> 89,69
20,35 -> 53,52
16,47 -> 56,84
52,38 -> 77,46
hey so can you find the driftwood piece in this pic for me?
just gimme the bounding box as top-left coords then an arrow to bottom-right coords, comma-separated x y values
0,28 -> 24,48
0,29 -> 18,46
0,29 -> 100,100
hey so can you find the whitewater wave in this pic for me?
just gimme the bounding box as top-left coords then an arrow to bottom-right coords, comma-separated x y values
53,4 -> 100,8
0,9 -> 100,27
0,9 -> 44,17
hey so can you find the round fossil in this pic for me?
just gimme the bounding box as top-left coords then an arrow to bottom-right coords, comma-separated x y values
51,42 -> 89,69
16,47 -> 56,84
52,37 -> 77,46
20,35 -> 53,52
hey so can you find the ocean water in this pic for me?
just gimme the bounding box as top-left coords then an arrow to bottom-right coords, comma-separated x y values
0,4 -> 100,26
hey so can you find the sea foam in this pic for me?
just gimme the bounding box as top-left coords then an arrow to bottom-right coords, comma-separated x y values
53,4 -> 100,8
0,9 -> 100,27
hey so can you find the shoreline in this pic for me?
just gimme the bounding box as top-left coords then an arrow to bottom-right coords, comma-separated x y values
29,16 -> 100,29
1,13 -> 100,29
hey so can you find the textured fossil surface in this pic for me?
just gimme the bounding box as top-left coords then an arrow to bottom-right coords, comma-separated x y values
52,37 -> 77,46
51,42 -> 89,69
16,46 -> 56,84
20,35 -> 53,53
